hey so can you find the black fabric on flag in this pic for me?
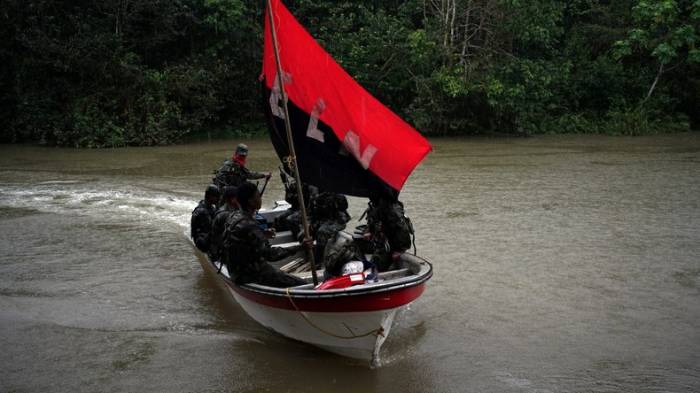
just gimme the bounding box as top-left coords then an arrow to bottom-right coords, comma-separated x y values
263,82 -> 397,199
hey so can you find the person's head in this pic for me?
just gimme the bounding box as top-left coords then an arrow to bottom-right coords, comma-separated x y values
233,143 -> 249,159
223,186 -> 239,208
204,184 -> 220,205
236,182 -> 261,212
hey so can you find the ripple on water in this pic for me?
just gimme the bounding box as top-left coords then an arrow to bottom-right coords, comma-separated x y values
673,268 -> 700,289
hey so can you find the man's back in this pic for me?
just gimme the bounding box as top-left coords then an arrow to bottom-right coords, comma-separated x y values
191,200 -> 216,251
209,204 -> 238,261
222,209 -> 303,287
222,210 -> 266,281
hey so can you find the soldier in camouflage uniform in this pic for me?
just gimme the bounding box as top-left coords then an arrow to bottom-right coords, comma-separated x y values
274,167 -> 318,234
322,232 -> 363,278
364,193 -> 414,272
212,143 -> 271,193
191,185 -> 220,252
307,191 -> 351,264
222,182 -> 306,287
208,186 -> 239,262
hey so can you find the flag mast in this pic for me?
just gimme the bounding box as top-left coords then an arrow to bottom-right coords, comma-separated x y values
266,0 -> 319,286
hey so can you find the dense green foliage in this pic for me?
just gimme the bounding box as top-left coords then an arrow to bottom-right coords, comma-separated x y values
1,0 -> 698,146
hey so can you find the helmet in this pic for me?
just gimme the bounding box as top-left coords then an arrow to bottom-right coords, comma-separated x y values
236,181 -> 259,207
205,184 -> 220,198
234,143 -> 249,157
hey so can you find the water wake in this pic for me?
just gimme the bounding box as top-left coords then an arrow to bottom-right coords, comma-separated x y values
0,182 -> 195,230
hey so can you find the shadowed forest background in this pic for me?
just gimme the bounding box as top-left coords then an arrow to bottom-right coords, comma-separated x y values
1,0 -> 698,147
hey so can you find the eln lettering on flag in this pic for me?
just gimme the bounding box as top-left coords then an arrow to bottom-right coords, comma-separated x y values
262,0 -> 431,197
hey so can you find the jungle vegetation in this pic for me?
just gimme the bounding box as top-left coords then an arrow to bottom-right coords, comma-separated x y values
1,0 -> 698,147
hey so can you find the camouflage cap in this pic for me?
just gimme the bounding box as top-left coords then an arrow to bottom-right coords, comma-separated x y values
235,143 -> 249,156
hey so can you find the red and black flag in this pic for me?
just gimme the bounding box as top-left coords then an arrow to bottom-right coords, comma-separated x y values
262,0 -> 431,197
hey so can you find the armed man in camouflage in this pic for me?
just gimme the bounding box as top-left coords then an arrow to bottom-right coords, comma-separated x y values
208,186 -> 239,262
191,185 -> 220,252
222,182 -> 306,288
213,144 -> 271,193
364,192 -> 414,272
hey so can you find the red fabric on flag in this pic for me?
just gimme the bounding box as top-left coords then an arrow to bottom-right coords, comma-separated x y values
263,0 -> 431,192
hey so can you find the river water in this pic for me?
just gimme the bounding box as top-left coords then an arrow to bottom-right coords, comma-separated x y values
1,135 -> 699,392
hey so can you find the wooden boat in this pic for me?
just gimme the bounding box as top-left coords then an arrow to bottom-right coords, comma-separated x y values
191,203 -> 433,366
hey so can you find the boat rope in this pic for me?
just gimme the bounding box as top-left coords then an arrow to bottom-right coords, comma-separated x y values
285,288 -> 384,340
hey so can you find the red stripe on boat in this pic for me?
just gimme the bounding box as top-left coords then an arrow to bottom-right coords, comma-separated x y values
229,284 -> 426,313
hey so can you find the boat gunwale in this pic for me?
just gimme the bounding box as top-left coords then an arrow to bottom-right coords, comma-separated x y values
240,264 -> 432,299
200,248 -> 433,300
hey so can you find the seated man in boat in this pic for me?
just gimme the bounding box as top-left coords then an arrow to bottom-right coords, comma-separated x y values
323,232 -> 365,279
208,186 -> 239,262
222,182 -> 306,288
191,184 -> 220,252
212,143 -> 271,193
364,192 -> 414,272
307,191 -> 351,264
273,166 -> 318,232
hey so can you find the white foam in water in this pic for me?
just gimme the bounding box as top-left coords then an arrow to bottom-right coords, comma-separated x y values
0,182 -> 196,230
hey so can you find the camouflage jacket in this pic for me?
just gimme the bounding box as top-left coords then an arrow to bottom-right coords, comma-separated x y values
308,192 -> 351,243
222,210 -> 291,283
208,204 -> 238,262
366,199 -> 413,253
191,200 -> 217,251
213,160 -> 266,190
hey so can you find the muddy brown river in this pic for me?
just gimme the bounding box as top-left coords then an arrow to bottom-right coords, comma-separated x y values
1,134 -> 699,392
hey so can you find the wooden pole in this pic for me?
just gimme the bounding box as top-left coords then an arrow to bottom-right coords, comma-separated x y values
266,0 -> 319,286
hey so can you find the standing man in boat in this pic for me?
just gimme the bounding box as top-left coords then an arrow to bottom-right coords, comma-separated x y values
191,184 -> 221,252
213,143 -> 271,193
222,182 -> 306,288
208,186 -> 239,262
365,192 -> 414,272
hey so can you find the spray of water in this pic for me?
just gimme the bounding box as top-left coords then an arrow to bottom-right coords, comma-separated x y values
0,182 -> 196,230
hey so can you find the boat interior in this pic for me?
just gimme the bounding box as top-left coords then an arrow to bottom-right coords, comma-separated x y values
199,202 -> 432,293
207,225 -> 430,292
267,223 -> 432,290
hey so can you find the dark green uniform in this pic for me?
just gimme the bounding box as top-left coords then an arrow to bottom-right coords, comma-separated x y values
308,192 -> 351,263
191,200 -> 217,252
274,171 -> 318,233
213,160 -> 266,191
208,204 -> 238,262
222,210 -> 306,287
323,233 -> 363,278
366,199 -> 413,271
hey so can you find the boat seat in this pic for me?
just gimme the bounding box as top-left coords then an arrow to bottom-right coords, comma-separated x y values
296,269 -> 325,282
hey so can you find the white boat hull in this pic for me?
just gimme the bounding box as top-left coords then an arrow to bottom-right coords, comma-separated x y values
190,228 -> 431,366
228,284 -> 399,363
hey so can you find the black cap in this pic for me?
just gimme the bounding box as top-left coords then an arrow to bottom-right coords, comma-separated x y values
236,182 -> 259,207
205,184 -> 220,198
223,185 -> 238,200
